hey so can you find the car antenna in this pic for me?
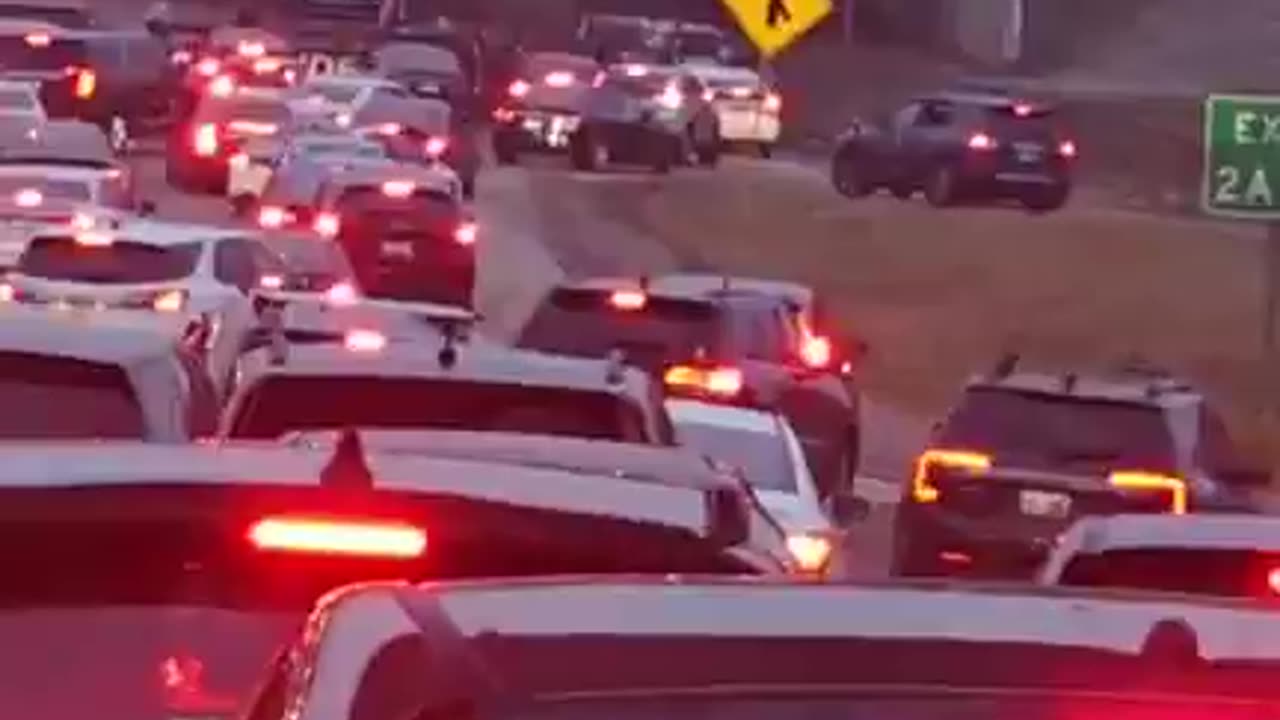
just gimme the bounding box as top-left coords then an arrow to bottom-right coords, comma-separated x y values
320,427 -> 374,490
605,347 -> 627,385
991,351 -> 1019,379
437,319 -> 461,369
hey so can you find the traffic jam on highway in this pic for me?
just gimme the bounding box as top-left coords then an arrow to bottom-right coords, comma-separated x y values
0,0 -> 1276,718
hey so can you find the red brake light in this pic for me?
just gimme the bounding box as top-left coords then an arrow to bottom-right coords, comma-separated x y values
257,205 -> 287,228
911,449 -> 992,503
207,74 -> 235,97
24,32 -> 50,48
508,79 -> 530,98
664,364 -> 743,398
258,273 -> 284,290
381,180 -> 415,198
544,71 -> 574,88
1107,471 -> 1187,514
1013,102 -> 1033,117
195,57 -> 220,77
967,132 -> 997,151
13,188 -> 41,208
247,515 -> 426,558
313,212 -> 340,238
1267,568 -> 1280,595
799,334 -> 832,369
454,221 -> 477,246
1058,139 -> 1078,158
73,67 -> 95,99
192,123 -> 219,157
762,92 -> 782,113
609,288 -> 647,310
424,136 -> 448,157
344,329 -> 387,353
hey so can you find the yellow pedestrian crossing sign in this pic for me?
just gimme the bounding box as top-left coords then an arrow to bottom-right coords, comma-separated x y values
720,0 -> 833,58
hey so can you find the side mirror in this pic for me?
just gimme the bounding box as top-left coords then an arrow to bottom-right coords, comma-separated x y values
138,199 -> 157,216
825,491 -> 870,526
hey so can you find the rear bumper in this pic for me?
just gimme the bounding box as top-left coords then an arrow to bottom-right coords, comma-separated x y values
343,237 -> 476,306
714,106 -> 780,143
894,499 -> 1061,579
954,156 -> 1072,199
493,109 -> 582,153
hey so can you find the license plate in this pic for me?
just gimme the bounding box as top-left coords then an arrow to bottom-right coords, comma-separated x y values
380,241 -> 414,259
522,117 -> 544,132
1014,142 -> 1044,163
1019,489 -> 1072,518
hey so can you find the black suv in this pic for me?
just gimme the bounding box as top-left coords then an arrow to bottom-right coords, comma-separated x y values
517,274 -> 863,502
0,27 -> 177,145
894,357 -> 1269,579
831,90 -> 1076,212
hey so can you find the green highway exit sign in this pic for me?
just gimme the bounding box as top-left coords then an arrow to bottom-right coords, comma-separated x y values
1203,94 -> 1280,218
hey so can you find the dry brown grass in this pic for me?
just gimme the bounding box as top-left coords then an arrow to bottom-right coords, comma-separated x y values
549,162 -> 1280,469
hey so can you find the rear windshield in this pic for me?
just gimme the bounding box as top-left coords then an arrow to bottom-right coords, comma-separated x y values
673,415 -> 796,492
605,72 -> 673,96
940,388 -> 1176,471
1058,548 -> 1274,599
0,4 -> 91,26
334,185 -> 458,220
518,290 -> 724,370
0,35 -> 86,70
0,352 -> 142,437
228,376 -> 648,441
0,88 -> 35,110
195,98 -> 290,124
18,237 -> 202,283
0,176 -> 90,201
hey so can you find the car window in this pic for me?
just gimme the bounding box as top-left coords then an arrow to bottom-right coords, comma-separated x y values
729,305 -> 792,362
518,289 -> 724,371
939,387 -> 1177,472
1058,548 -> 1273,599
213,237 -> 258,293
0,88 -> 35,110
334,185 -> 460,223
672,412 -> 797,492
0,352 -> 143,437
18,237 -> 201,283
891,103 -> 921,133
0,35 -> 86,70
0,176 -> 91,202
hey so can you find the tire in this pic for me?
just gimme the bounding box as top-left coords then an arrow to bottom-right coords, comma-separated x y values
831,149 -> 869,198
492,133 -> 517,165
891,532 -> 940,578
757,142 -> 773,159
1021,186 -> 1068,213
569,129 -> 603,171
649,134 -> 673,174
696,133 -> 721,168
924,165 -> 958,207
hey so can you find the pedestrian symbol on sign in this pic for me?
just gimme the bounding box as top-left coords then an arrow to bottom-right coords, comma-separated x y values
766,0 -> 792,27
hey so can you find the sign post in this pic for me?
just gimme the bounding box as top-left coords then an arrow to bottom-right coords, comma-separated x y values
1203,94 -> 1280,417
720,0 -> 833,59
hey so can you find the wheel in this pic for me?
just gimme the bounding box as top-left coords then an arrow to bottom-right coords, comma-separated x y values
492,133 -> 517,165
831,149 -> 869,198
1021,186 -> 1068,213
757,142 -> 773,159
924,165 -> 958,207
696,132 -> 721,168
108,115 -> 129,154
648,133 -> 673,174
569,129 -> 603,171
461,176 -> 476,200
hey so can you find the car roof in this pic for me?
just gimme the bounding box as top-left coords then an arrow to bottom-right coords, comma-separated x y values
327,577 -> 1280,666
0,304 -> 189,365
0,440 -> 722,535
964,369 -> 1200,410
1065,514 -> 1280,554
681,64 -> 759,82
559,273 -> 811,308
287,429 -> 727,489
246,335 -> 656,397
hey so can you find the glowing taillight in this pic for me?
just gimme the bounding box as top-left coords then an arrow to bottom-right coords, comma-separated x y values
544,71 -> 574,88
911,449 -> 992,503
609,288 -> 647,310
257,205 -> 287,228
73,67 -> 96,99
313,212 -> 340,238
344,329 -> 387,353
623,64 -> 647,77
195,57 -> 220,77
762,92 -> 782,113
799,335 -> 832,369
74,231 -> 114,247
252,57 -> 282,74
508,79 -> 530,98
1267,568 -> 1280,595
453,221 -> 477,246
664,364 -> 744,398
1013,103 -> 1033,117
381,180 -> 414,198
424,136 -> 448,157
786,533 -> 833,574
13,188 -> 41,208
325,281 -> 357,305
656,84 -> 683,110
192,123 -> 219,157
1058,139 -> 1078,158
374,122 -> 401,136
228,119 -> 277,136
152,289 -> 186,313
967,133 -> 997,151
1108,471 -> 1187,515
207,74 -> 234,97
258,274 -> 284,290
248,516 -> 426,558
237,40 -> 266,58
170,49 -> 193,65
24,32 -> 50,48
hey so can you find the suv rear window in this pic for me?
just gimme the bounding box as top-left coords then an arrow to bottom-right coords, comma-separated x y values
229,376 -> 648,441
0,352 -> 142,437
0,35 -> 86,71
1058,548 -> 1273,599
335,185 -> 458,217
0,4 -> 91,26
19,237 -> 202,283
940,388 -> 1176,472
518,289 -> 722,370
